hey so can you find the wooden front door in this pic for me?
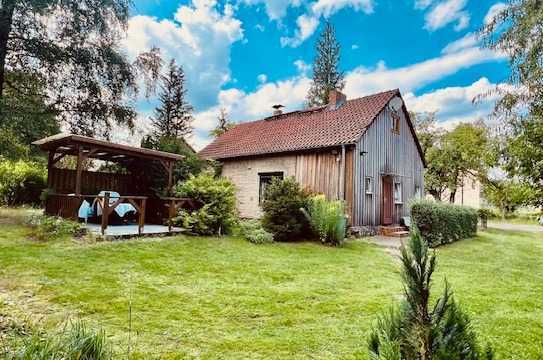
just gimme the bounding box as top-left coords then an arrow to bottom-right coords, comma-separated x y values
382,176 -> 393,225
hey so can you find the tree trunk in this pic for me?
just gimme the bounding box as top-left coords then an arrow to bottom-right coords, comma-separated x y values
0,1 -> 15,102
449,190 -> 456,203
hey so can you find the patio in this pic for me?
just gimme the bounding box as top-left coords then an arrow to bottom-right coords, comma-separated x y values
33,133 -> 199,237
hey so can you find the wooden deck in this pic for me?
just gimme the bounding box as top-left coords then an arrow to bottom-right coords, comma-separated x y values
85,223 -> 183,239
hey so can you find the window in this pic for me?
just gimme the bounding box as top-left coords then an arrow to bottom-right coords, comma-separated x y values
391,113 -> 400,134
259,172 -> 284,203
365,177 -> 373,195
394,181 -> 403,204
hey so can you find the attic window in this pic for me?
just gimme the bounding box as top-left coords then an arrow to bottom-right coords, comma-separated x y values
391,113 -> 400,134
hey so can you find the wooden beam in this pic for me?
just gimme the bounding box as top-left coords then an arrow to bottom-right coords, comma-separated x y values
339,145 -> 346,200
47,151 -> 54,189
75,146 -> 84,195
101,192 -> 110,235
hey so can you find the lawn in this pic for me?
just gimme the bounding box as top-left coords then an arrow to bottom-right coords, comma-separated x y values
1,209 -> 542,359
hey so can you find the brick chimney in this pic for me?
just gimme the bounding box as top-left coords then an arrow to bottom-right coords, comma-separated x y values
328,89 -> 347,108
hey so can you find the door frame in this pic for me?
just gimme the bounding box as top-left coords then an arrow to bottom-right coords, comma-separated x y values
381,175 -> 394,225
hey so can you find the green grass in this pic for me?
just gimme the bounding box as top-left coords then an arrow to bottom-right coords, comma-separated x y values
0,208 -> 542,358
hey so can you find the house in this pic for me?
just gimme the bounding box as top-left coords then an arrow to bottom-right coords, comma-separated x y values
441,174 -> 485,208
199,89 -> 426,229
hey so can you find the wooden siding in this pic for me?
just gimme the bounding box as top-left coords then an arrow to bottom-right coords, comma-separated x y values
50,168 -> 136,195
294,148 -> 354,221
353,106 -> 424,226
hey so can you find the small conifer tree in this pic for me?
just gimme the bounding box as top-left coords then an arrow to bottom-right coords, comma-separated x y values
368,229 -> 493,359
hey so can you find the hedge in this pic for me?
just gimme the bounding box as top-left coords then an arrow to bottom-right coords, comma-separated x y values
411,199 -> 478,247
0,159 -> 47,206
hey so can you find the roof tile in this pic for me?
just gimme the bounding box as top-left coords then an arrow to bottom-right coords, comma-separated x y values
199,89 -> 399,159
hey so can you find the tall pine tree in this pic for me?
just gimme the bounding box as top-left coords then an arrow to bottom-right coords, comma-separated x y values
151,59 -> 193,139
306,22 -> 345,108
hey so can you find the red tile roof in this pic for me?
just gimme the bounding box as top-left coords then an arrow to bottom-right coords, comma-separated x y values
199,89 -> 400,160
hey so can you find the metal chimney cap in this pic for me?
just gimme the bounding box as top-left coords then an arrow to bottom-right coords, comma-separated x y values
272,104 -> 285,110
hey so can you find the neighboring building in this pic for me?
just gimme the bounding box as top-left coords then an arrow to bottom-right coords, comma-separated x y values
442,175 -> 484,209
199,89 -> 426,227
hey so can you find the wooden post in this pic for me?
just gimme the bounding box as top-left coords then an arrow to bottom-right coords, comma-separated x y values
139,198 -> 146,235
168,199 -> 175,232
75,146 -> 83,195
167,161 -> 173,196
339,145 -> 346,200
101,192 -> 110,235
47,151 -> 54,188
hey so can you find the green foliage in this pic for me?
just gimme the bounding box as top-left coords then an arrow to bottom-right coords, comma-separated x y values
423,122 -> 493,202
174,174 -> 238,235
0,159 -> 47,206
150,59 -> 193,139
15,321 -> 111,360
240,219 -> 274,244
504,116 -> 543,207
411,199 -> 478,247
368,230 -> 492,359
0,71 -> 60,160
306,21 -> 345,107
27,214 -> 86,241
302,194 -> 346,246
261,177 -> 310,242
481,1 -> 543,207
483,179 -> 535,216
0,1 -> 161,138
141,135 -> 206,190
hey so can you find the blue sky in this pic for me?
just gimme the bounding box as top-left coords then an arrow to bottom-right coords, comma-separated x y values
121,0 -> 509,149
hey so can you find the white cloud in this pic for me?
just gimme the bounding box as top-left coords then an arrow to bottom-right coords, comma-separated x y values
415,0 -> 433,10
281,0 -> 375,48
404,77 -> 500,128
352,44 -> 359,50
257,74 -> 268,83
423,0 -> 470,31
122,0 -> 243,109
240,0 -> 302,21
344,46 -> 502,98
294,59 -> 311,75
484,2 -> 507,25
441,32 -> 478,54
311,0 -> 374,18
254,23 -> 265,31
280,14 -> 319,47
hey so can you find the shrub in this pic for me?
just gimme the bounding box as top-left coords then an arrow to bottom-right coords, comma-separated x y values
411,199 -> 478,247
0,159 -> 47,206
174,173 -> 238,235
27,214 -> 86,241
302,195 -> 346,246
368,230 -> 493,359
240,219 -> 274,244
261,177 -> 310,242
16,321 -> 112,360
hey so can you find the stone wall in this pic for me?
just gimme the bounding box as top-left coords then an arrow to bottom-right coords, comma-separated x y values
221,155 -> 297,218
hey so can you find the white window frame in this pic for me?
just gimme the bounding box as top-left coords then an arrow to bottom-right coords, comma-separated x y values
365,177 -> 373,195
394,181 -> 403,204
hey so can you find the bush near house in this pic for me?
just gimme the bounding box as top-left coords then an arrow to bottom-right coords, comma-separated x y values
27,214 -> 86,241
302,195 -> 347,246
0,159 -> 47,206
411,199 -> 478,247
174,173 -> 238,235
240,219 -> 274,244
261,177 -> 311,242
